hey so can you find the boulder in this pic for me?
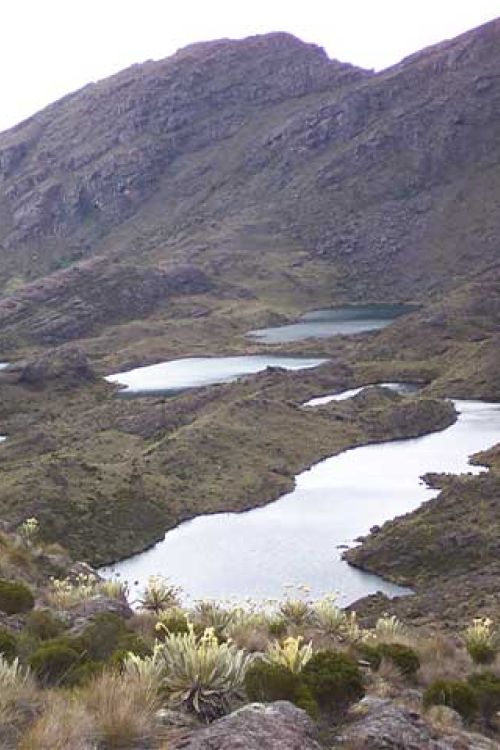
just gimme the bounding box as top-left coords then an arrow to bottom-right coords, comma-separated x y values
336,696 -> 498,749
170,702 -> 322,750
67,595 -> 133,633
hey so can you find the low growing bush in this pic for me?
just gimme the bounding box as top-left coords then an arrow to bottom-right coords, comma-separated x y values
302,650 -> 365,713
467,671 -> 500,725
423,679 -> 478,721
29,642 -> 81,686
25,609 -> 65,641
0,629 -> 17,661
0,579 -> 34,615
377,643 -> 420,678
244,660 -> 318,717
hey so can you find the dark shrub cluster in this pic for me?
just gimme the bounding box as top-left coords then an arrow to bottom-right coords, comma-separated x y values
0,628 -> 18,661
467,672 -> 500,725
0,578 -> 34,615
423,679 -> 479,721
357,642 -> 420,678
29,641 -> 82,686
245,649 -> 364,719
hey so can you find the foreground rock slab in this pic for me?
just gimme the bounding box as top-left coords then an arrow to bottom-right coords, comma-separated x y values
336,697 -> 498,749
170,701 -> 323,750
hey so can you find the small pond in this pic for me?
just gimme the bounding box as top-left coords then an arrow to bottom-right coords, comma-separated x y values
106,355 -> 327,395
247,304 -> 412,344
101,389 -> 500,606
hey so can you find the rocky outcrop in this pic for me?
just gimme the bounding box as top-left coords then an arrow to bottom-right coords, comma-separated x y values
170,702 -> 322,750
336,697 -> 498,749
1,20 -> 500,307
0,259 -> 213,345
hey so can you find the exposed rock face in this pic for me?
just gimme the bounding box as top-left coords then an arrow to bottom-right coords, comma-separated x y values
67,595 -> 133,628
1,20 -> 500,309
0,260 -> 212,345
170,702 -> 322,750
336,697 -> 498,749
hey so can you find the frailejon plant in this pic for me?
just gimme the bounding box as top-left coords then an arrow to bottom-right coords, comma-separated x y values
154,625 -> 254,721
0,654 -> 30,689
279,599 -> 311,627
192,600 -> 236,637
97,578 -> 128,601
312,596 -> 347,637
463,618 -> 497,665
122,649 -> 163,694
138,576 -> 181,615
265,636 -> 313,674
18,517 -> 39,546
47,574 -> 98,608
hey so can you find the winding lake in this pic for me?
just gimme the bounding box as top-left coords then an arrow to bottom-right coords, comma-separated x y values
248,304 -> 411,344
105,355 -> 327,395
101,390 -> 500,606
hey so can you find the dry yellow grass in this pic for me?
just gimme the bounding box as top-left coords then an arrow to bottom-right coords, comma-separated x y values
81,670 -> 162,748
18,694 -> 97,750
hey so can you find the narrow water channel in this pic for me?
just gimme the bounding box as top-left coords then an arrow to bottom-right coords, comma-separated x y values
101,391 -> 500,606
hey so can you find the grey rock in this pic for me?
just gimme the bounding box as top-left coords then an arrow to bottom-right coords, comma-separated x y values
171,701 -> 323,749
336,697 -> 498,749
67,594 -> 133,631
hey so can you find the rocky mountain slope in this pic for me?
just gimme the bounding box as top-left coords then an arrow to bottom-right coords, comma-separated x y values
0,20 -> 500,360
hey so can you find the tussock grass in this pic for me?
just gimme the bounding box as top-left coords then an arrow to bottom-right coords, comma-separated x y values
81,670 -> 162,748
18,695 -> 97,750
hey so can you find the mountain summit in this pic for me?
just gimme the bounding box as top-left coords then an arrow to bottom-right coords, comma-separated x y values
0,20 -> 499,352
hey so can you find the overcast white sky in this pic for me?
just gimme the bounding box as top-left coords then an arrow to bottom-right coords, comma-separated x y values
1,0 -> 499,133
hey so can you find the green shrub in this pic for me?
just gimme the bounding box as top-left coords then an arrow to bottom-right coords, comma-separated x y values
76,613 -> 129,661
466,642 -> 497,665
29,642 -> 82,685
377,643 -> 420,678
65,659 -> 103,687
0,578 -> 34,615
244,659 -> 318,717
356,642 -> 419,678
302,650 -> 365,713
423,679 -> 478,721
468,672 -> 500,725
25,609 -> 65,640
356,643 -> 382,670
0,628 -> 17,661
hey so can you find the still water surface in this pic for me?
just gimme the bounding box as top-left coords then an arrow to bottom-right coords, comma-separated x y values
106,355 -> 327,395
248,304 -> 411,344
101,391 -> 500,606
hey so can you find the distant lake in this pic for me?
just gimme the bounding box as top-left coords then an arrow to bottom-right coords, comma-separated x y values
248,304 -> 412,344
106,355 -> 327,395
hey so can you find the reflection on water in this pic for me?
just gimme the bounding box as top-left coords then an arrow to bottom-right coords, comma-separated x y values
101,393 -> 500,607
248,304 -> 412,344
106,355 -> 327,394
